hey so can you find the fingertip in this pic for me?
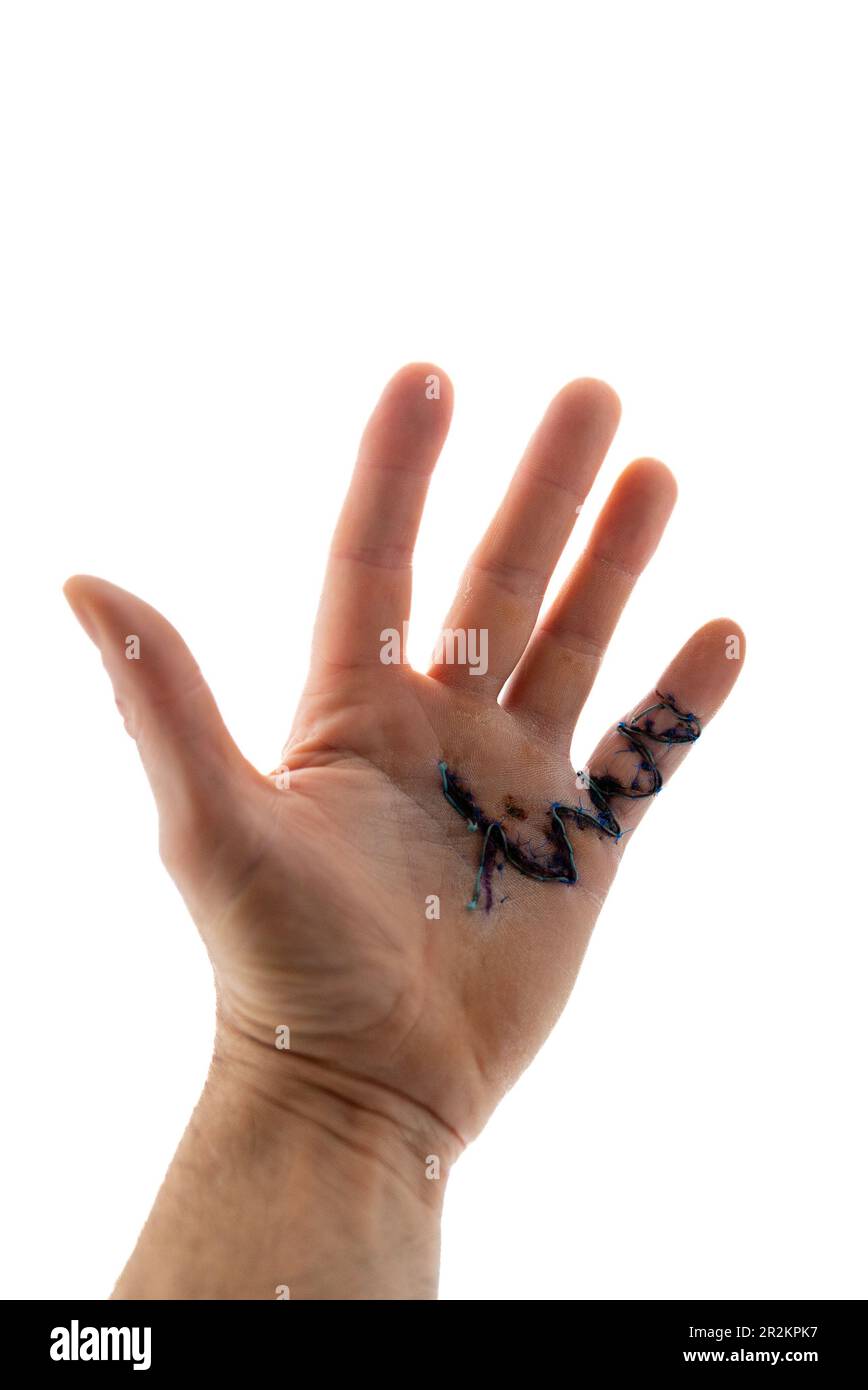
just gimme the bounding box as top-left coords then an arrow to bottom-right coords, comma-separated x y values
63,574 -> 103,641
661,618 -> 747,725
357,362 -> 454,478
552,377 -> 622,433
64,573 -> 126,607
586,457 -> 678,578
384,361 -> 454,418
693,616 -> 747,663
605,457 -> 679,525
624,456 -> 678,505
63,573 -> 94,604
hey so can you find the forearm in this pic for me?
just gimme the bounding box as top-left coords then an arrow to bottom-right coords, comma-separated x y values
112,1034 -> 448,1301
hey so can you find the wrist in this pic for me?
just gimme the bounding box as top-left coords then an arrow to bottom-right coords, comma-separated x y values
211,1017 -> 460,1215
114,1017 -> 455,1300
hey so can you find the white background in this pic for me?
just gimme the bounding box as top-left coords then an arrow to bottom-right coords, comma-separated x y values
1,1 -> 865,1300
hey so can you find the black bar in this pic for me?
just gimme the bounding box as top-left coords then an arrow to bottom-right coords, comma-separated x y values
2,1299 -> 864,1375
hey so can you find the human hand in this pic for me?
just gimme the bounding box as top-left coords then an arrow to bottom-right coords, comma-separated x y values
65,364 -> 743,1295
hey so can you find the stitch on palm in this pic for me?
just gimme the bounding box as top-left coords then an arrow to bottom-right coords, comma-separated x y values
439,692 -> 701,910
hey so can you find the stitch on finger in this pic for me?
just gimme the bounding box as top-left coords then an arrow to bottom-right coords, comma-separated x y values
439,692 -> 701,910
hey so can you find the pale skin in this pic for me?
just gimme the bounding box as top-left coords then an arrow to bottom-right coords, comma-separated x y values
64,364 -> 745,1300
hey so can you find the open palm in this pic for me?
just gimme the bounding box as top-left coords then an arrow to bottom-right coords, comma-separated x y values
65,364 -> 743,1158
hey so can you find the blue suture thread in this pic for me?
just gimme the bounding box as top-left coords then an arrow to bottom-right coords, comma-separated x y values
439,691 -> 701,910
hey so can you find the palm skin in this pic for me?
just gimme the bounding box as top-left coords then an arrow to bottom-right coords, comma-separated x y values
182,670 -> 595,1150
65,363 -> 743,1165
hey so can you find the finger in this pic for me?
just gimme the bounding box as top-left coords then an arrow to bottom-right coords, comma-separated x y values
573,618 -> 746,875
428,378 -> 620,696
501,458 -> 677,744
312,363 -> 453,672
63,575 -> 249,840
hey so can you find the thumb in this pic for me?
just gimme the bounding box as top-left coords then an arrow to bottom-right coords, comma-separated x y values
63,575 -> 247,844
